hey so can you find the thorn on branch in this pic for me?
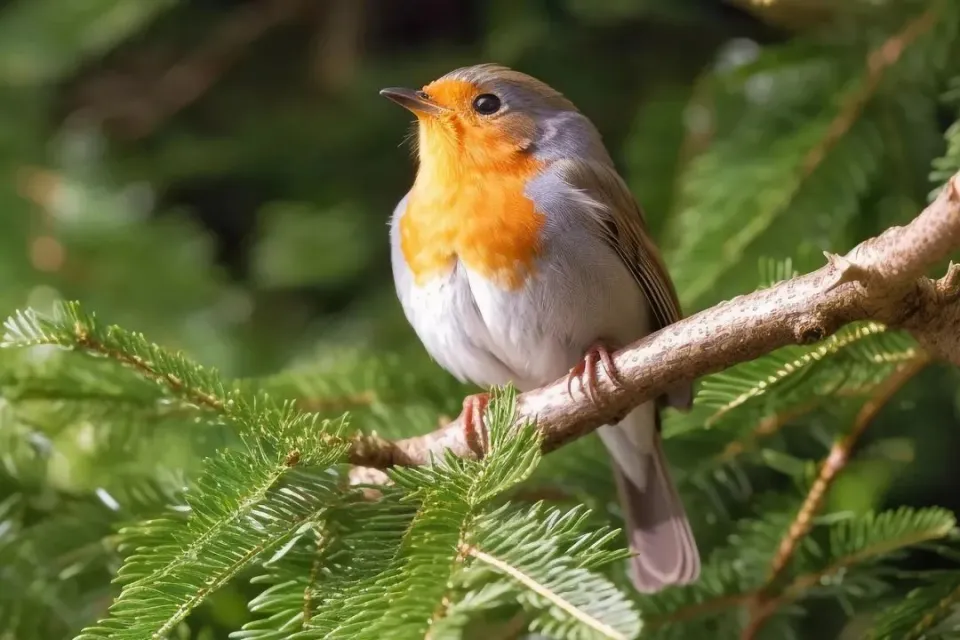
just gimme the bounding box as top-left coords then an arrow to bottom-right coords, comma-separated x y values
823,251 -> 871,292
937,262 -> 960,299
948,175 -> 960,203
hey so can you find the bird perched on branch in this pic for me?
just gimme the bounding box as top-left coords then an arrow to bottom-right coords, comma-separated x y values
381,63 -> 700,592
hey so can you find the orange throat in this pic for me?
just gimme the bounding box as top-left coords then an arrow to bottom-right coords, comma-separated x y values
399,119 -> 545,290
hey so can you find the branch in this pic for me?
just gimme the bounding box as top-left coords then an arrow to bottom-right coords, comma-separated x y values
798,4 -> 939,175
346,171 -> 960,469
740,354 -> 930,639
766,356 -> 930,584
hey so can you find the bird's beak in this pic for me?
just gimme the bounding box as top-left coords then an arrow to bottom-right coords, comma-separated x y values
379,87 -> 448,116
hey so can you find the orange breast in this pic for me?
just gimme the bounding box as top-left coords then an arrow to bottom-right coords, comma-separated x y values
400,140 -> 545,290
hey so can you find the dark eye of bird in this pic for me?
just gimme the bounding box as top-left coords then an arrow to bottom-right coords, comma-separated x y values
416,91 -> 430,100
472,94 -> 501,115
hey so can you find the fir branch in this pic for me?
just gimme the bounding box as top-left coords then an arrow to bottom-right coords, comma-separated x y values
766,355 -> 930,582
340,171 -> 960,471
676,320 -> 917,475
1,303 -> 356,638
745,508 -> 957,637
665,0 -> 952,307
462,547 -> 627,640
459,503 -> 639,640
276,388 -> 551,640
644,507 -> 956,634
799,5 -> 940,175
1,302 -> 349,460
869,573 -> 960,639
236,488 -> 417,639
695,322 -> 914,430
74,463 -> 342,639
239,393 -> 641,640
742,354 -> 930,639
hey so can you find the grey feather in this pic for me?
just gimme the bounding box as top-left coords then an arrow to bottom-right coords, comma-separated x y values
536,156 -> 694,410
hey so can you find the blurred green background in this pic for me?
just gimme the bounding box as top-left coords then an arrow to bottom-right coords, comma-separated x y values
1,0 -> 959,637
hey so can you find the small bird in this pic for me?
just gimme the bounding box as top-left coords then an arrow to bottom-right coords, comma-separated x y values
381,63 -> 700,592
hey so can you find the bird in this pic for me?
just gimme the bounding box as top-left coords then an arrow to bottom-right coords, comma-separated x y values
380,63 -> 700,592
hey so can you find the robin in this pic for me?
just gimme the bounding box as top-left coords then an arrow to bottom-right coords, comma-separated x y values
380,63 -> 700,592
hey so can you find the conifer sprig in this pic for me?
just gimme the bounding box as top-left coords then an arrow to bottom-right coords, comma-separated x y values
2,302 -> 354,638
2,303 -> 348,458
2,304 -> 643,639
869,573 -> 960,639
640,506 -> 957,639
741,355 -> 931,638
666,0 -> 958,307
230,387 -> 641,640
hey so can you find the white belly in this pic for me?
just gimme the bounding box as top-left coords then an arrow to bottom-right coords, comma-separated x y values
397,263 -> 573,390
393,240 -> 650,392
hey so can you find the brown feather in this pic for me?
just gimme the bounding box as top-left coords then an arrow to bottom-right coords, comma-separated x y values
554,157 -> 693,410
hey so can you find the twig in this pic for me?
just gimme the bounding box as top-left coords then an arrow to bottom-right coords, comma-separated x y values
767,355 -> 930,582
740,354 -> 930,639
799,5 -> 939,175
344,171 -> 960,470
717,400 -> 820,462
647,592 -> 754,629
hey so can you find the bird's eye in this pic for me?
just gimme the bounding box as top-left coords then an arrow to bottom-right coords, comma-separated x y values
472,93 -> 501,115
416,90 -> 430,100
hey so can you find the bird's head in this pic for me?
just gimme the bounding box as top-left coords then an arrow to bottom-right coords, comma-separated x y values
380,64 -> 607,173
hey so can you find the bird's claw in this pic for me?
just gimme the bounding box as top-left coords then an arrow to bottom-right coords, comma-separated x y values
461,392 -> 490,455
565,341 -> 624,406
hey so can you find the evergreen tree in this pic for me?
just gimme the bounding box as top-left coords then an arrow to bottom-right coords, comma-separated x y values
1,1 -> 960,638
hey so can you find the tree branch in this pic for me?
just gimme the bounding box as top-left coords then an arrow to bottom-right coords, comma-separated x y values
345,172 -> 960,469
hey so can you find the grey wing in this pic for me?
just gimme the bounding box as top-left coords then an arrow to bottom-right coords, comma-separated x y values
553,158 -> 693,411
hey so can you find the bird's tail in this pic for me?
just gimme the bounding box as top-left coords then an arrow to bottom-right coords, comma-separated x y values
598,405 -> 700,592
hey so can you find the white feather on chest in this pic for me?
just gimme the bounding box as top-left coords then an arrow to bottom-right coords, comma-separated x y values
389,194 -> 650,391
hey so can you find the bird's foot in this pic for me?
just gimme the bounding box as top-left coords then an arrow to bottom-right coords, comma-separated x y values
461,392 -> 490,455
565,341 -> 624,406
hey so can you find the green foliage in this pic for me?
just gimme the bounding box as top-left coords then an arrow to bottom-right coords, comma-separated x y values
0,0 -> 177,86
663,0 -> 960,308
637,506 -> 957,639
3,305 -> 640,639
2,0 -> 960,639
466,504 -> 639,640
869,573 -> 960,639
